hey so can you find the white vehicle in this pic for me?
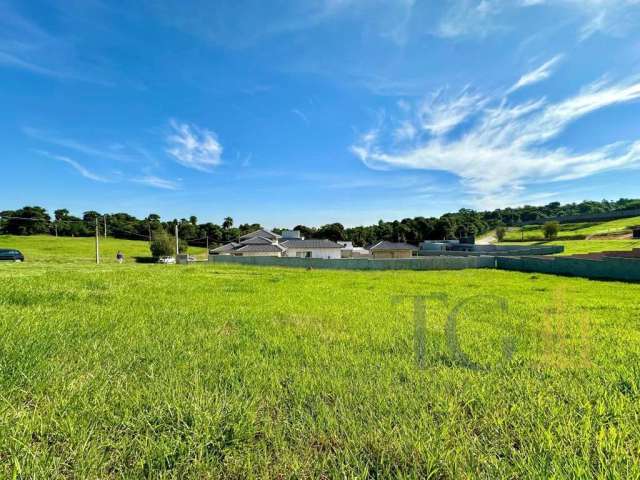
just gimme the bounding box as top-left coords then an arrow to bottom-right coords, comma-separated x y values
157,256 -> 176,264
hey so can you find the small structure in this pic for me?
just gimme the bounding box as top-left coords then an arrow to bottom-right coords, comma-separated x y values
280,239 -> 343,259
339,241 -> 370,258
369,241 -> 417,259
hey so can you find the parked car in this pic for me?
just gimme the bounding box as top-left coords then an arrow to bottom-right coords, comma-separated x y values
157,256 -> 176,264
0,249 -> 24,262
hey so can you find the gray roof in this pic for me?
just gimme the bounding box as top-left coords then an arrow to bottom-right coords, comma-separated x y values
239,229 -> 281,241
370,241 -> 418,251
240,236 -> 274,245
210,242 -> 240,253
280,239 -> 342,249
234,243 -> 285,253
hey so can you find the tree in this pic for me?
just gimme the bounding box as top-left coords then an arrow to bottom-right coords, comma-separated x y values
222,217 -> 233,229
316,223 -> 345,242
495,226 -> 507,242
189,215 -> 198,226
543,221 -> 560,240
150,230 -> 175,258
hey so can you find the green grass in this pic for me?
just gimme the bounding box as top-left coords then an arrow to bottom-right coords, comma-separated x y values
0,239 -> 639,477
503,216 -> 640,241
0,235 -> 206,264
499,239 -> 640,256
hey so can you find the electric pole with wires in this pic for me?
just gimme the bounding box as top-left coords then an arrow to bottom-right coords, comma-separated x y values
95,217 -> 100,264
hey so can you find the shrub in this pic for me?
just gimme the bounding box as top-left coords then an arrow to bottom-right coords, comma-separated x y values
150,230 -> 174,258
495,226 -> 507,242
543,221 -> 560,240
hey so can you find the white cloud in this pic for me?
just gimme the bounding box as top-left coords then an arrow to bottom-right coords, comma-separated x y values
291,108 -> 309,124
132,175 -> 180,190
166,120 -> 223,172
418,88 -> 487,135
507,55 -> 563,94
351,76 -> 640,208
35,150 -> 108,182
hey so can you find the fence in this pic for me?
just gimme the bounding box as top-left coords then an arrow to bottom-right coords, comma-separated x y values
496,255 -> 640,282
209,254 -> 496,271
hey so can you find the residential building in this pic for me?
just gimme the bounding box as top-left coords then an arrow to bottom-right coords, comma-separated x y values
280,239 -> 343,259
369,241 -> 417,259
339,241 -> 370,258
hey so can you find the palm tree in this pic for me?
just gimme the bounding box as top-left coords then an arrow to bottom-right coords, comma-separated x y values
222,217 -> 233,229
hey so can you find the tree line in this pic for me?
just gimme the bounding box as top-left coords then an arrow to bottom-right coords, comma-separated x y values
2,198 -> 639,247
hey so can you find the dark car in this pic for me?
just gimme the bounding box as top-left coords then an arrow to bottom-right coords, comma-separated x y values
0,249 -> 24,262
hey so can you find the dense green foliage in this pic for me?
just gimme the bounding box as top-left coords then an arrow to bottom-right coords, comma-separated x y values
1,241 -> 639,477
4,198 -> 640,247
150,230 -> 178,258
543,221 -> 560,240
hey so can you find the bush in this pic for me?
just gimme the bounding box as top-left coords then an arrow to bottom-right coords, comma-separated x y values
543,221 -> 560,240
150,230 -> 174,258
495,226 -> 507,242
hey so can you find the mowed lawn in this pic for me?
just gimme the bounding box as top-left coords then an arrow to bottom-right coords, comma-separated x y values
498,239 -> 640,256
1,237 -> 640,477
0,235 -> 207,264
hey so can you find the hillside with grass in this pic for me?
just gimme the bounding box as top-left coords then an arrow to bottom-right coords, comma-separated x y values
0,235 -> 207,264
503,216 -> 640,242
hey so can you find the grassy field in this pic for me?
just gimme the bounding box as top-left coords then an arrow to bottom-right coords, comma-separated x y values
503,216 -> 640,241
498,239 -> 640,256
1,236 -> 640,477
0,235 -> 207,264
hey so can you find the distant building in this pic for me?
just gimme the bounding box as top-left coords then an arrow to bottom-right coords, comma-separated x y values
280,239 -> 343,259
339,241 -> 370,258
369,241 -> 417,259
210,229 -> 341,259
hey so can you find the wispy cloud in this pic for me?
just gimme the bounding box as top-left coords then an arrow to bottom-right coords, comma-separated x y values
132,175 -> 180,190
22,127 -> 149,164
166,120 -> 223,172
351,75 -> 640,208
35,150 -> 108,182
507,55 -> 564,94
291,108 -> 309,124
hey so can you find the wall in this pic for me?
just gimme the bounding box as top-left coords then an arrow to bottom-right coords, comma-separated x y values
418,245 -> 564,257
209,254 -> 495,270
371,250 -> 413,259
284,248 -> 342,259
496,255 -> 640,282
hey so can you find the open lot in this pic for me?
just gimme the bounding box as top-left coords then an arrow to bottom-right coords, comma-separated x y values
503,216 -> 640,241
1,236 -> 640,477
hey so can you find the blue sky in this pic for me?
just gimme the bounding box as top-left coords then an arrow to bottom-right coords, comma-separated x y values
2,0 -> 640,227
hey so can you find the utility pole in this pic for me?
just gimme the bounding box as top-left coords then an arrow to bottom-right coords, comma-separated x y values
206,236 -> 209,252
175,223 -> 179,257
103,215 -> 107,238
95,217 -> 100,264
148,221 -> 152,244
54,222 -> 58,238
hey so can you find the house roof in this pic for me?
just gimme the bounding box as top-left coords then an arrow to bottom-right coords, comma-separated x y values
369,241 -> 418,251
210,242 -> 240,253
240,236 -> 274,245
234,243 -> 285,253
239,229 -> 281,241
280,239 -> 342,249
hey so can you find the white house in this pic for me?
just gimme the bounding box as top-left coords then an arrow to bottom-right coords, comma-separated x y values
280,239 -> 343,259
